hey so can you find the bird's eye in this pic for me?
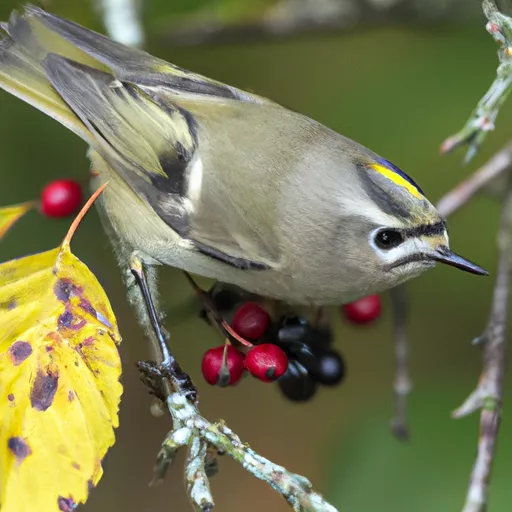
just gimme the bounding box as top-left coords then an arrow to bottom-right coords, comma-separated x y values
374,230 -> 404,250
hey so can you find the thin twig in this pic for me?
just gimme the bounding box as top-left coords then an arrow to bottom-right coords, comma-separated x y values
452,179 -> 512,512
437,140 -> 512,218
438,6 -> 512,509
441,0 -> 512,163
395,141 -> 512,443
389,286 -> 411,441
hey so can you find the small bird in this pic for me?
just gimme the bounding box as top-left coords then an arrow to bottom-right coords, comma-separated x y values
0,6 -> 487,307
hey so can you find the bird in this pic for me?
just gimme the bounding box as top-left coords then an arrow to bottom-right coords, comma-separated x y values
0,5 -> 487,309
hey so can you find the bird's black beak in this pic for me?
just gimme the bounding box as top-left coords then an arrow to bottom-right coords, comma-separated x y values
431,247 -> 488,276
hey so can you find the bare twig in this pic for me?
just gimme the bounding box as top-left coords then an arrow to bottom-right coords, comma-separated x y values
389,286 -> 411,441
441,0 -> 512,163
452,180 -> 512,512
437,6 -> 512,510
437,140 -> 512,217
397,141 -> 512,444
387,4 -> 512,445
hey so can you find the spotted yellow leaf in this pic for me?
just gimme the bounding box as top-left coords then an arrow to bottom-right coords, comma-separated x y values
0,202 -> 33,241
0,185 -> 122,512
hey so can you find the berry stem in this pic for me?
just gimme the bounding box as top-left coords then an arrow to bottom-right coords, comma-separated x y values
221,321 -> 254,348
182,272 -> 254,348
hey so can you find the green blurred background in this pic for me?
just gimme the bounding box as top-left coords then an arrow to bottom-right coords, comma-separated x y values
0,1 -> 511,511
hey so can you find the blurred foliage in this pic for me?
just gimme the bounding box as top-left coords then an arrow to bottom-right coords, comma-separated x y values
0,1 -> 511,512
327,385 -> 512,511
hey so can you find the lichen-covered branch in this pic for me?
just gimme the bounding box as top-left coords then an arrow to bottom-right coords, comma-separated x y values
441,0 -> 512,163
139,362 -> 338,512
185,437 -> 215,512
452,180 -> 512,512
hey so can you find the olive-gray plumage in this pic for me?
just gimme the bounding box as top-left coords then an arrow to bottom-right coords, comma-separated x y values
0,6 -> 487,306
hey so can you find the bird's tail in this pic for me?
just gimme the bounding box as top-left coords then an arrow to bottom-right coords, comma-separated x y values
0,6 -> 99,144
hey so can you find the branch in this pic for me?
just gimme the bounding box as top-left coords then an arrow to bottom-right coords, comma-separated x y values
451,179 -> 512,512
389,286 -> 412,441
156,0 -> 480,47
441,0 -> 512,163
138,361 -> 338,512
185,437 -> 215,512
437,140 -> 512,218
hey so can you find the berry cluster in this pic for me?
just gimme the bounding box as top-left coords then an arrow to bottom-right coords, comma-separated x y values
199,283 -> 382,402
274,314 -> 344,401
201,296 -> 289,387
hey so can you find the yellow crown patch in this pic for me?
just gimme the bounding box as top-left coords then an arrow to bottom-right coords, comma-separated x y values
370,160 -> 423,199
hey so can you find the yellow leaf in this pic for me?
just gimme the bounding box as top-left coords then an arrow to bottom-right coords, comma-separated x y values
0,203 -> 33,241
0,192 -> 122,511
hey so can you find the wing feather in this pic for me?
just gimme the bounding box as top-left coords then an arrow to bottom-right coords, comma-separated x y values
26,5 -> 273,104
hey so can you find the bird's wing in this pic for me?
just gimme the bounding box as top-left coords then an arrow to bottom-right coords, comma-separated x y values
42,54 -> 196,234
3,6 -> 281,270
44,54 -> 282,270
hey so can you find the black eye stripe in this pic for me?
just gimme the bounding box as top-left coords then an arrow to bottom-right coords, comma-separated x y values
401,221 -> 447,238
373,221 -> 446,252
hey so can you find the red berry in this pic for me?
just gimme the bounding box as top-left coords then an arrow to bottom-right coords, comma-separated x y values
231,302 -> 270,340
342,295 -> 382,324
41,179 -> 82,218
201,345 -> 245,386
245,344 -> 288,383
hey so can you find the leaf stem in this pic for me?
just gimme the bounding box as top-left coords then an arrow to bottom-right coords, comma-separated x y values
61,182 -> 108,249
